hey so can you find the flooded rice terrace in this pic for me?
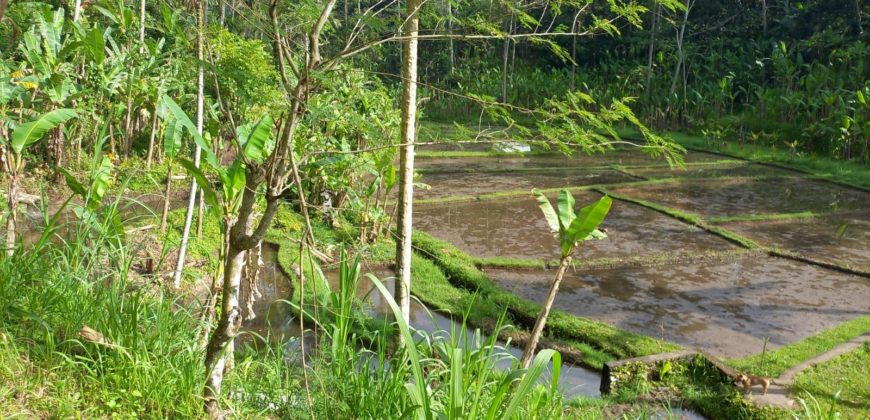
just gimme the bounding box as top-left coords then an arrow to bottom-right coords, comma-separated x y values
413,146 -> 870,358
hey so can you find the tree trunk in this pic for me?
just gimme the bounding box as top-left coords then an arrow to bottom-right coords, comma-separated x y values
0,0 -> 7,23
645,2 -> 661,92
761,0 -> 768,35
159,164 -> 172,234
146,107 -> 158,169
172,0 -> 206,288
5,174 -> 18,257
203,242 -> 246,419
395,0 -> 420,336
500,16 -> 512,103
520,256 -> 571,368
139,0 -> 146,53
447,0 -> 454,72
72,0 -> 81,22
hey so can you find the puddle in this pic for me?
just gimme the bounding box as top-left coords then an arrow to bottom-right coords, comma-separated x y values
629,162 -> 793,180
612,177 -> 870,217
485,256 -> 870,358
241,248 -> 602,397
415,192 -> 734,261
417,170 -> 636,199
722,213 -> 870,269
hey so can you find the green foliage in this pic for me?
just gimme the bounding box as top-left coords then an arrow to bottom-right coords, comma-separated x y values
535,189 -> 612,257
9,108 -> 77,155
207,27 -> 283,120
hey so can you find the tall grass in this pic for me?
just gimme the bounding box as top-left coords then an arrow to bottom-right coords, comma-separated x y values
0,194 -> 568,418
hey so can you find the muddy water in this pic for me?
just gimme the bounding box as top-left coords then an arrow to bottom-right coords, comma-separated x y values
416,150 -> 722,173
485,256 -> 870,358
415,192 -> 734,261
613,177 -> 870,217
417,170 -> 636,200
629,162 -> 794,180
242,249 -> 602,397
722,213 -> 870,269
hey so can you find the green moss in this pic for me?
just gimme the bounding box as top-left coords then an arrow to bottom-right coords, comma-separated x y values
708,211 -> 817,224
660,131 -> 870,190
728,315 -> 870,378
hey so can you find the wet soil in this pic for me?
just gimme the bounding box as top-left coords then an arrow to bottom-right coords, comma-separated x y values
613,177 -> 870,217
416,150 -> 722,172
485,256 -> 870,358
629,162 -> 794,180
722,213 -> 870,269
417,170 -> 636,199
415,192 -> 735,261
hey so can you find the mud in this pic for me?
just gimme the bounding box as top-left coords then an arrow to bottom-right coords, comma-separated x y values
417,170 -> 636,199
416,150 -> 722,173
485,256 -> 870,358
722,213 -> 870,269
415,192 -> 734,261
613,177 -> 870,217
629,162 -> 793,180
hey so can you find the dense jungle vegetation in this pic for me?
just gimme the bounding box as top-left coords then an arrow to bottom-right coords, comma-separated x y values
0,0 -> 867,418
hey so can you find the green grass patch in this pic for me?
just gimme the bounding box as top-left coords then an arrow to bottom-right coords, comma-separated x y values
662,131 -> 870,191
790,342 -> 870,420
727,315 -> 870,378
708,211 -> 818,224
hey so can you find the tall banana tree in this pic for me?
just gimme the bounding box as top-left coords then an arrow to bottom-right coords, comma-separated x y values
1,109 -> 77,255
520,189 -> 611,368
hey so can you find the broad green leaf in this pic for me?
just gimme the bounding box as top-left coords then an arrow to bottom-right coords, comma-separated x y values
534,189 -> 560,233
221,160 -> 246,208
384,165 -> 397,191
557,189 -> 576,232
159,95 -> 217,167
88,156 -> 114,211
59,168 -> 87,198
163,118 -> 184,158
239,115 -> 272,163
564,196 -> 612,256
11,109 -> 77,155
178,158 -> 219,209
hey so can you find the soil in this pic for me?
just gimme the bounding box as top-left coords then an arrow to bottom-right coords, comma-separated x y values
484,256 -> 870,359
415,192 -> 735,261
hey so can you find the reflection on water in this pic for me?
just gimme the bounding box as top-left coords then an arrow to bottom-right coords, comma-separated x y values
240,249 -> 602,398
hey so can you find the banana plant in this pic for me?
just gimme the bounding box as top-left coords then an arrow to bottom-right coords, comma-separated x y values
520,189 -> 611,368
1,108 -> 77,256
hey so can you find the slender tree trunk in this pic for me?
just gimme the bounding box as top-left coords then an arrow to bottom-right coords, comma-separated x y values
761,0 -> 768,35
447,0 -> 454,71
644,2 -> 661,91
159,164 -> 172,234
0,0 -> 7,23
146,107 -> 158,169
72,0 -> 81,22
5,174 -> 18,256
856,0 -> 864,35
173,0 -> 206,288
668,0 -> 693,122
520,256 -> 571,368
500,16 -> 512,103
139,0 -> 146,53
395,0 -> 420,335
